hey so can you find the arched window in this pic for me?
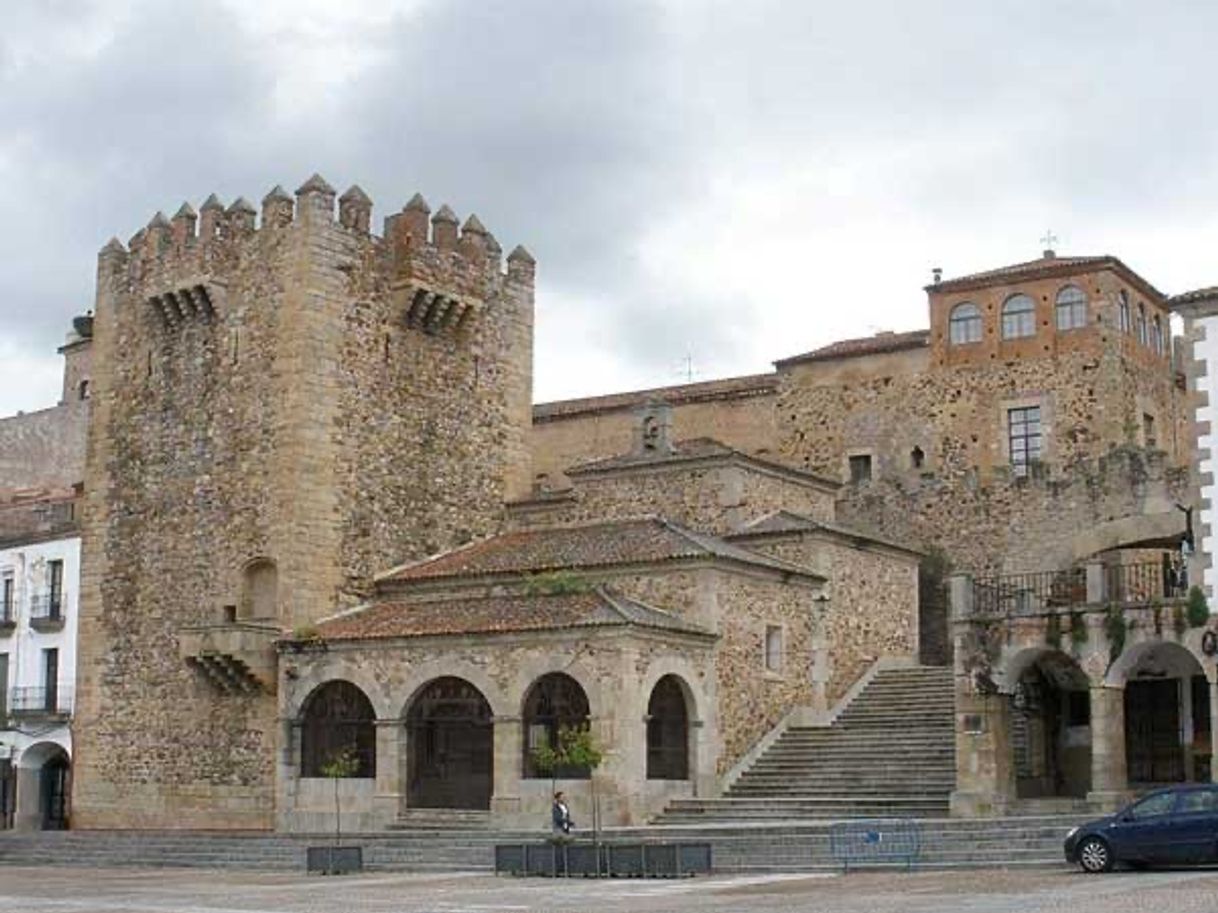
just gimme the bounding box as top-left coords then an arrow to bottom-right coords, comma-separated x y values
1001,294 -> 1036,340
1136,304 -> 1148,346
78,380 -> 90,401
300,681 -> 376,778
646,675 -> 690,780
1054,285 -> 1087,331
1118,290 -> 1131,333
522,672 -> 591,779
241,559 -> 278,620
1151,315 -> 1164,355
948,302 -> 982,345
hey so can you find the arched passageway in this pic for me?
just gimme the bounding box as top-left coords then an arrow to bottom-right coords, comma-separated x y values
1117,642 -> 1209,784
14,743 -> 70,831
406,677 -> 493,809
1006,650 -> 1092,798
299,680 -> 377,778
646,675 -> 690,780
522,672 -> 591,779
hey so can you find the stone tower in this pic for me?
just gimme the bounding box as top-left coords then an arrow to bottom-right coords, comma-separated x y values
72,176 -> 534,828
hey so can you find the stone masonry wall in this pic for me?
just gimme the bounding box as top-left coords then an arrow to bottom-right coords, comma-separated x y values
742,533 -> 920,703
73,180 -> 534,829
509,462 -> 834,535
0,401 -> 88,491
531,378 -> 778,485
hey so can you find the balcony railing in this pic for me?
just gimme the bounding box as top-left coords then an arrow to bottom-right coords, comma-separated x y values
970,561 -> 1186,617
8,685 -> 74,716
972,567 -> 1087,617
1104,561 -> 1186,604
29,592 -> 64,621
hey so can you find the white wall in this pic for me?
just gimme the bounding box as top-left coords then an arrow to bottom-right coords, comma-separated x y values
1194,314 -> 1218,606
0,534 -> 80,767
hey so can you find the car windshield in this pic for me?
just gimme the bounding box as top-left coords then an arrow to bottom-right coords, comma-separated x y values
1126,792 -> 1176,820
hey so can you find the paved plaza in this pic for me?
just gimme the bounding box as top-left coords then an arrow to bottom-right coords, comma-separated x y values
3,866 -> 1218,913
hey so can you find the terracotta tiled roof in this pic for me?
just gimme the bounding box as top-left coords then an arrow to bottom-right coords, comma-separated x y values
727,510 -> 924,557
533,374 -> 777,422
775,330 -> 930,367
929,253 -> 1164,299
566,437 -> 838,489
316,586 -> 713,641
378,516 -> 819,583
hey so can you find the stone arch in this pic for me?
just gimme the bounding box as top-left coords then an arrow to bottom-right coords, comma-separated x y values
240,557 -> 278,621
289,659 -> 393,721
298,680 -> 376,778
1107,639 -> 1210,785
395,660 -> 509,721
646,674 -> 693,780
521,671 -> 592,779
404,676 -> 493,810
15,741 -> 70,830
1000,648 -> 1092,799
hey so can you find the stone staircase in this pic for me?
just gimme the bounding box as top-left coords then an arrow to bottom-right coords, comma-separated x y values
659,664 -> 956,823
0,816 -> 1079,873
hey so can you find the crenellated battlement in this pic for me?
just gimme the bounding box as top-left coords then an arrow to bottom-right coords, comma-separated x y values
98,175 -> 535,306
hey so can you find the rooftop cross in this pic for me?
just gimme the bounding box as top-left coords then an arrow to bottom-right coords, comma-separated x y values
1040,229 -> 1059,254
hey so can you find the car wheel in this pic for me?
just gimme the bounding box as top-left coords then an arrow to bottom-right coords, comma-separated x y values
1078,837 -> 1114,874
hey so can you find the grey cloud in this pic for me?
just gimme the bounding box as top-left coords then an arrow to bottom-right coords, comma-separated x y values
2,0 -> 1218,413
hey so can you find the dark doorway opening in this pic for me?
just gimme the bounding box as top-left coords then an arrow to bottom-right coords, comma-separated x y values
40,755 -> 69,830
646,675 -> 690,780
406,677 -> 493,810
1126,679 -> 1185,784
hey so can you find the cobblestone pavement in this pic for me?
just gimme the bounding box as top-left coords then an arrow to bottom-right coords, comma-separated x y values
3,866 -> 1218,913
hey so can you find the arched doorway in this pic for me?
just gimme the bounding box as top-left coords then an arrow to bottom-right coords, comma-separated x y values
40,755 -> 69,830
646,675 -> 690,780
14,742 -> 70,831
406,677 -> 493,810
299,680 -> 376,778
1005,650 -> 1092,798
522,672 -> 591,779
1116,642 -> 1209,784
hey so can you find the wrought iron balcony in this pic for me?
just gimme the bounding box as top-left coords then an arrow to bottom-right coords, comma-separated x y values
968,560 -> 1187,618
8,685 -> 73,718
29,592 -> 66,631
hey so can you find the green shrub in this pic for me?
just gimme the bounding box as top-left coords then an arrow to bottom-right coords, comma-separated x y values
1187,586 -> 1210,628
523,570 -> 593,596
1069,612 -> 1088,650
1104,603 -> 1127,665
1045,613 -> 1062,650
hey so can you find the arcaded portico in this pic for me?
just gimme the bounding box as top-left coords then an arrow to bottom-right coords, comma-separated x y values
949,562 -> 1218,816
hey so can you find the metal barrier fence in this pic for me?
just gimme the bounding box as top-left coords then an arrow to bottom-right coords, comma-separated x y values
828,819 -> 922,872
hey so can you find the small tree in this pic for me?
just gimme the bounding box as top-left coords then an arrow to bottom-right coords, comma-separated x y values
531,725 -> 605,843
1187,586 -> 1210,628
320,746 -> 360,849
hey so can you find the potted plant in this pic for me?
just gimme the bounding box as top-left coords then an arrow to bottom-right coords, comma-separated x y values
306,746 -> 363,875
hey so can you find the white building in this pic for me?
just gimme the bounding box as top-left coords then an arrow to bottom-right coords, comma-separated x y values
0,493 -> 80,830
1173,287 -> 1218,609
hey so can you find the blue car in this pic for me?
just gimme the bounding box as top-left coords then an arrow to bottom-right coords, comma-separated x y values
1064,784 -> 1218,873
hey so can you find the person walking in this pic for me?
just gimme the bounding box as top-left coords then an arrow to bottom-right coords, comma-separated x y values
551,791 -> 573,835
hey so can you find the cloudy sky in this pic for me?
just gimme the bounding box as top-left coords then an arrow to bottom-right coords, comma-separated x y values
2,0 -> 1217,416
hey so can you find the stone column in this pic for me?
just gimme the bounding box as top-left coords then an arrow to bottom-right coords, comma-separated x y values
1085,562 -> 1106,605
372,719 -> 402,827
949,680 -> 1015,817
1088,685 -> 1129,810
490,715 -> 522,821
1181,680 -> 1196,782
